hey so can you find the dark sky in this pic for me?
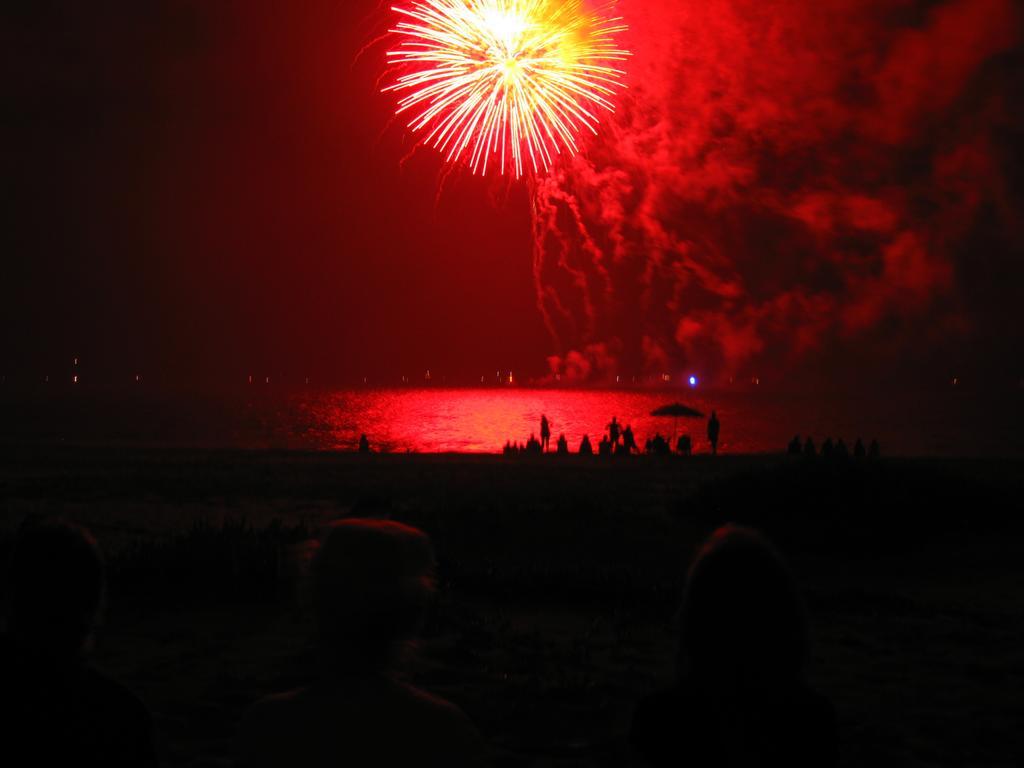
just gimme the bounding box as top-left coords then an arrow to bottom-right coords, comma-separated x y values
3,0 -> 1022,387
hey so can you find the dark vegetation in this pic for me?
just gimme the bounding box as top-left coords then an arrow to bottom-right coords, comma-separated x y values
1,447 -> 1022,766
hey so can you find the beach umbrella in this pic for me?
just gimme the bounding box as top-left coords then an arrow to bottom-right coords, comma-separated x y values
650,402 -> 704,441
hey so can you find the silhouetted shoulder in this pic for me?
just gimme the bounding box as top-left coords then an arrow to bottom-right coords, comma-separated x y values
630,681 -> 836,768
237,676 -> 487,767
78,666 -> 158,764
0,635 -> 157,767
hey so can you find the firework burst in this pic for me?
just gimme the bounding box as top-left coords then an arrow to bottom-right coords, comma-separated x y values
383,0 -> 629,177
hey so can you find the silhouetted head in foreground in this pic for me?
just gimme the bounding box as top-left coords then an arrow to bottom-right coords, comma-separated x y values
630,525 -> 837,767
6,516 -> 105,659
677,525 -> 806,687
312,518 -> 435,674
237,519 -> 485,767
1,516 -> 157,766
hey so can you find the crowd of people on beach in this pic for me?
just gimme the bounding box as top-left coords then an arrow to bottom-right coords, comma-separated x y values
501,412 -> 723,458
788,435 -> 881,459
360,416 -> 884,463
1,514 -> 838,766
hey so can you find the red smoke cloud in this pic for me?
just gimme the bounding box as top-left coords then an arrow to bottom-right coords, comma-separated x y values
535,0 -> 1022,383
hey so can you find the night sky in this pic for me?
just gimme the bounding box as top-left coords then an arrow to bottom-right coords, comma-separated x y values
4,0 -> 1022,387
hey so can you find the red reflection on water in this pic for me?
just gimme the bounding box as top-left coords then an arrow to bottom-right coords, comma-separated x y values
2,385 -> 1015,455
287,387 -> 1022,456
301,389 -> 723,453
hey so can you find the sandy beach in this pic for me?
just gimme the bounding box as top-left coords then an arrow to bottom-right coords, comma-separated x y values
2,447 -> 1022,766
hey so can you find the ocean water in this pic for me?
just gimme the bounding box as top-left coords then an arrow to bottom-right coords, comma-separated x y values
3,385 -> 1019,457
287,387 -> 1022,456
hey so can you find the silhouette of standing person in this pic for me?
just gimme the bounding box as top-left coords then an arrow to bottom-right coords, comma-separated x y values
630,525 -> 837,768
358,434 -> 370,453
579,435 -> 593,455
707,411 -> 720,454
540,415 -> 551,452
623,425 -> 637,454
608,417 -> 621,447
236,519 -> 487,768
556,433 -> 568,454
0,517 -> 158,767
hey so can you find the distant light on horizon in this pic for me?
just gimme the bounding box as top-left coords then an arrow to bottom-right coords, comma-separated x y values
689,375 -> 697,387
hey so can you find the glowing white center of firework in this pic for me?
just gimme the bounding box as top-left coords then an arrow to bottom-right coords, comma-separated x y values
483,8 -> 528,41
383,0 -> 629,177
